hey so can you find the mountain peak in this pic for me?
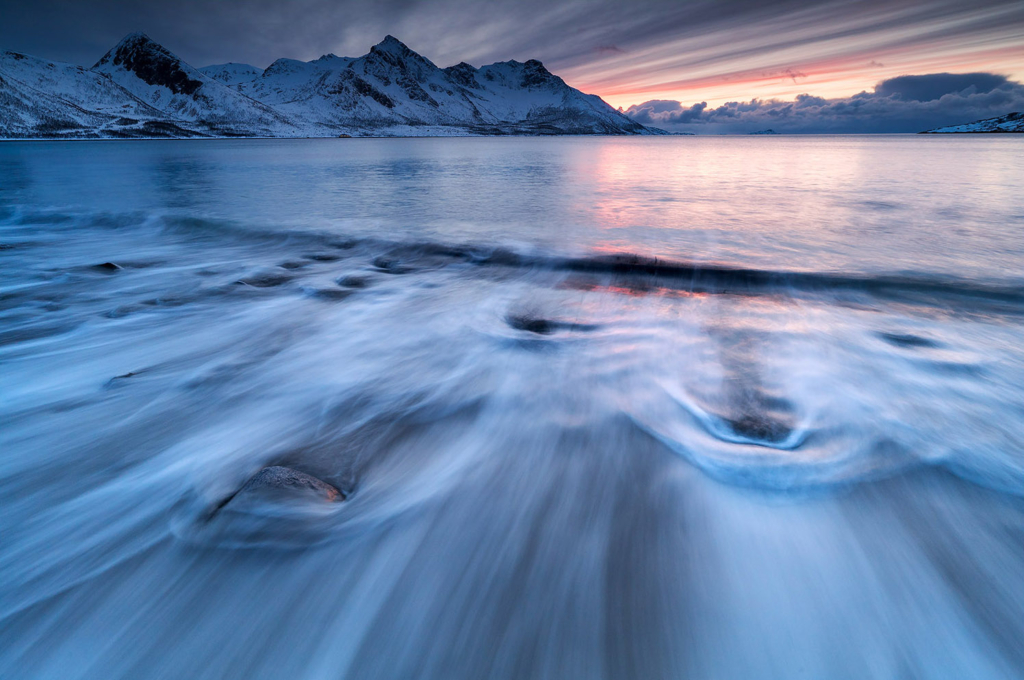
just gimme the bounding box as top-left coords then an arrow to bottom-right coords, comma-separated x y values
95,32 -> 165,67
109,32 -> 159,55
93,31 -> 203,96
372,35 -> 411,56
120,31 -> 152,43
443,61 -> 480,88
521,59 -> 559,87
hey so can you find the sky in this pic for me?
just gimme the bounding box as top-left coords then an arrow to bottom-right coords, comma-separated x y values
1,0 -> 1022,132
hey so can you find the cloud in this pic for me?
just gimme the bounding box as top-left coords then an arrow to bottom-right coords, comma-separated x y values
0,0 -> 1021,98
873,72 -> 1010,101
626,100 -> 708,125
624,72 -> 1024,133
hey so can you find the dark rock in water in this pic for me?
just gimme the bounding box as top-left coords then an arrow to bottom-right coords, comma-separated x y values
94,262 -> 123,272
279,261 -> 309,270
372,256 -> 411,274
104,370 -> 140,389
723,413 -> 793,445
306,288 -> 354,301
337,275 -> 369,288
225,466 -> 343,507
303,253 -> 341,262
507,315 -> 554,335
878,332 -> 939,348
236,273 -> 292,288
505,314 -> 599,335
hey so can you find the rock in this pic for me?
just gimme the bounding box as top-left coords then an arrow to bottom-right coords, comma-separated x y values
226,466 -> 343,507
372,256 -> 411,274
235,272 -> 292,288
506,314 -> 599,335
506,314 -> 554,335
878,332 -> 939,348
306,288 -> 354,301
336,275 -> 369,288
93,262 -> 123,272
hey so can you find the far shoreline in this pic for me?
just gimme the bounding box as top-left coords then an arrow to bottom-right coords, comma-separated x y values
4,132 -> 1020,143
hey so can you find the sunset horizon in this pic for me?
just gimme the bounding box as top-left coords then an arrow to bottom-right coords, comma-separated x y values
3,0 -> 1022,111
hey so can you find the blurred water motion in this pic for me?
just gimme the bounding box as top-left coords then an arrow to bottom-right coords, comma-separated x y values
1,136 -> 1024,679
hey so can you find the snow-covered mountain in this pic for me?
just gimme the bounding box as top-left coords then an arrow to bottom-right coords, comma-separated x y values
921,112 -> 1023,133
0,48 -> 180,138
91,33 -> 296,135
0,33 -> 660,138
198,63 -> 264,87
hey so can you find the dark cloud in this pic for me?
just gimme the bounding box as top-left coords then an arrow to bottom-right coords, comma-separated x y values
874,72 -> 1009,101
625,100 -> 708,124
0,0 -> 1021,85
624,72 -> 1024,133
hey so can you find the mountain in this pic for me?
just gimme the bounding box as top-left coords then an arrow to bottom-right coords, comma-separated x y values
921,112 -> 1023,133
230,35 -> 653,135
198,63 -> 264,86
0,48 -> 185,138
0,33 -> 661,138
92,33 -> 295,135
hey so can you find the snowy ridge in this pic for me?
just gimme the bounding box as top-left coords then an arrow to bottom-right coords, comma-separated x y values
1,33 -> 661,138
198,63 -> 264,87
921,111 -> 1023,133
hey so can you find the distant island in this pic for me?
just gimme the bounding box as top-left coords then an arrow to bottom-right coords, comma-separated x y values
748,129 -> 780,135
0,33 -> 664,139
921,112 -> 1023,133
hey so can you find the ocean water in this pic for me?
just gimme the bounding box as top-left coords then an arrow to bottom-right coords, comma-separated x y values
1,136 -> 1023,679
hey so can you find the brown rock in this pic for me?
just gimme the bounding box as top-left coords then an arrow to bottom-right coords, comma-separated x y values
229,466 -> 343,505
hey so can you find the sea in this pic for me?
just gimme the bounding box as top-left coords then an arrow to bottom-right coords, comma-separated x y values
1,135 -> 1023,679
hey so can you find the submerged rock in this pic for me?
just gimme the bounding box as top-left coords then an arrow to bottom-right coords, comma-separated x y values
878,332 -> 939,348
224,466 -> 343,508
722,412 -> 794,445
372,256 -> 412,274
104,370 -> 139,388
505,314 -> 599,335
336,275 -> 369,288
507,314 -> 554,335
306,288 -> 354,301
236,272 -> 292,288
93,262 -> 123,272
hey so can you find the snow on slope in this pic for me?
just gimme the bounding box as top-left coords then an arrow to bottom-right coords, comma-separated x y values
0,65 -> 111,137
198,63 -> 264,86
1,50 -> 163,119
1,33 -> 661,138
234,36 -> 654,134
0,51 -> 201,138
92,33 -> 297,134
922,112 -> 1024,133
